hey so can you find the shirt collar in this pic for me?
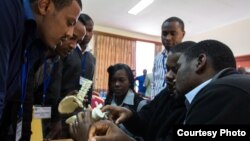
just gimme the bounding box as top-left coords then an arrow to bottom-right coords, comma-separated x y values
162,49 -> 168,56
185,79 -> 212,104
111,89 -> 135,106
77,44 -> 88,54
185,68 -> 236,104
77,44 -> 82,51
23,0 -> 35,20
122,89 -> 135,105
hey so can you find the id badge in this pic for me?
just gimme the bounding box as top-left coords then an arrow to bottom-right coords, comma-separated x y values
79,76 -> 85,85
33,106 -> 51,119
15,119 -> 22,141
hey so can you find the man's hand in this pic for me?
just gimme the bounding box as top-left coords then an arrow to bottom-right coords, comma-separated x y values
69,109 -> 93,141
101,105 -> 133,124
88,120 -> 135,141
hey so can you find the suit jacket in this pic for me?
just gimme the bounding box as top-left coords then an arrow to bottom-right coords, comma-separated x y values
186,68 -> 250,124
124,88 -> 186,141
1,40 -> 47,141
61,48 -> 96,104
33,57 -> 62,122
33,48 -> 96,139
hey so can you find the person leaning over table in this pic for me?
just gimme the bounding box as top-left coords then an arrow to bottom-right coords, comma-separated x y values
0,0 -> 82,140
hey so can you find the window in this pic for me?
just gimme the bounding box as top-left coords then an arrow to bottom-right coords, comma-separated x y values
136,41 -> 155,76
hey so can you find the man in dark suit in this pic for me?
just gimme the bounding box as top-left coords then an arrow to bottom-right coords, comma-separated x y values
32,17 -> 87,140
56,13 -> 95,139
0,0 -> 82,140
60,13 -> 95,102
175,39 -> 250,124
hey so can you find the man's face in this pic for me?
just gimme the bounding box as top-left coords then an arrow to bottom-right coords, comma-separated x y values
38,0 -> 81,50
161,21 -> 185,51
80,20 -> 94,48
165,52 -> 181,92
175,54 -> 197,95
56,21 -> 86,58
143,69 -> 147,76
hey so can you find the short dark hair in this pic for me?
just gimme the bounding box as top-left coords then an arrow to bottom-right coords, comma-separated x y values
30,0 -> 82,10
78,13 -> 94,25
170,41 -> 196,54
162,17 -> 185,31
184,40 -> 236,72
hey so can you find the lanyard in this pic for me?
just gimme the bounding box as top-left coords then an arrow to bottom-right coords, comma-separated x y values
42,59 -> 54,105
162,52 -> 167,87
77,47 -> 87,74
20,50 -> 29,118
81,52 -> 87,72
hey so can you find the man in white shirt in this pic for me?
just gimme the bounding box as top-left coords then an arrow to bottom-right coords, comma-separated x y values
152,17 -> 185,98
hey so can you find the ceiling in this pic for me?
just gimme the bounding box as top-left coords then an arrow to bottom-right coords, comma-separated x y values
81,0 -> 250,37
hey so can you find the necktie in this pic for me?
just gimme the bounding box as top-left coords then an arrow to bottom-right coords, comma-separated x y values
183,99 -> 190,124
185,99 -> 190,111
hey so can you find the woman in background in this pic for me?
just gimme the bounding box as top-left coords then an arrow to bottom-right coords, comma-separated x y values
105,63 -> 147,139
105,63 -> 147,112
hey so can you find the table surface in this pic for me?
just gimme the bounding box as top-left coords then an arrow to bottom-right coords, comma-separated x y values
50,139 -> 73,141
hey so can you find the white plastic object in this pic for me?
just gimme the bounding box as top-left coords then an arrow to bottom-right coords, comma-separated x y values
65,115 -> 77,124
58,79 -> 92,114
91,104 -> 108,121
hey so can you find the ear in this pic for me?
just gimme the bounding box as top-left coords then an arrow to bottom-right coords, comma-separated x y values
37,0 -> 51,15
182,30 -> 186,37
195,54 -> 207,73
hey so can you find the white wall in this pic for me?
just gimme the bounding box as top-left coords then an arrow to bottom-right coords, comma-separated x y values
185,18 -> 250,56
90,25 -> 162,54
93,18 -> 250,57
94,25 -> 161,42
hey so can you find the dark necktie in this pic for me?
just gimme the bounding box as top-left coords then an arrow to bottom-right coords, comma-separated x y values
183,99 -> 190,124
185,99 -> 190,111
